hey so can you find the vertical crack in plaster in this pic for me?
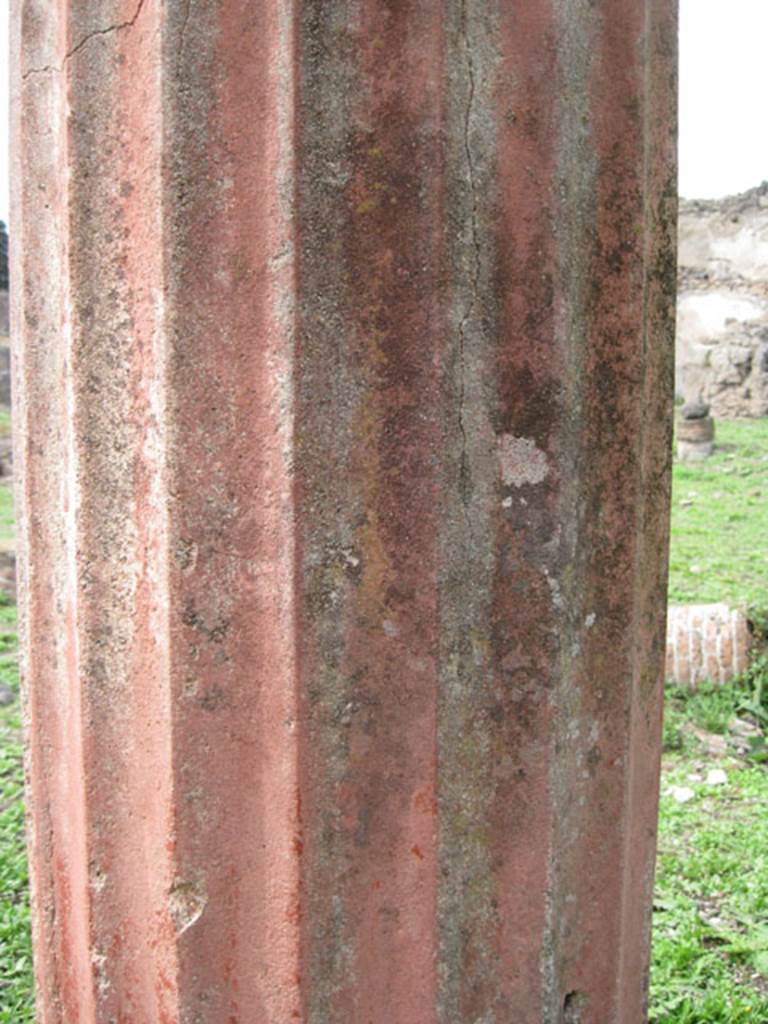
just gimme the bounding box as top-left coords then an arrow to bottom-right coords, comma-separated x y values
458,0 -> 482,503
22,0 -> 148,79
178,0 -> 192,58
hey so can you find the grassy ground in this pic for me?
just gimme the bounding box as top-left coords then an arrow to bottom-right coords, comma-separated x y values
0,422 -> 767,1020
0,591 -> 33,1023
0,410 -> 12,441
0,484 -> 14,543
652,418 -> 768,1021
651,673 -> 768,1022
668,418 -> 768,608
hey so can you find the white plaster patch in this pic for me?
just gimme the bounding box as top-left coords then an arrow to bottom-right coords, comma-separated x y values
497,435 -> 549,487
544,571 -> 564,611
169,882 -> 207,937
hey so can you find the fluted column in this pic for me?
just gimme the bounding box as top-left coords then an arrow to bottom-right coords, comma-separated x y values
12,2 -> 677,1021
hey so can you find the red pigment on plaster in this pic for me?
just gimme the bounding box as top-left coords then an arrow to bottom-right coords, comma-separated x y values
295,2 -> 444,1020
79,4 -> 179,1019
15,1 -> 97,1007
15,2 -> 674,1020
168,3 -> 300,1020
489,3 -> 561,1015
551,5 -> 663,1019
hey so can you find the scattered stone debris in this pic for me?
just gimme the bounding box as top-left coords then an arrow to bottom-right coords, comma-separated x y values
681,723 -> 728,757
668,785 -> 696,804
728,716 -> 765,759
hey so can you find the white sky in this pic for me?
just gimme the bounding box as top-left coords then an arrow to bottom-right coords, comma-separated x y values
1,3 -> 7,227
679,0 -> 768,198
0,0 -> 767,223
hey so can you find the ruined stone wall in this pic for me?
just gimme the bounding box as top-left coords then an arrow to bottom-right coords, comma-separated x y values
677,183 -> 768,417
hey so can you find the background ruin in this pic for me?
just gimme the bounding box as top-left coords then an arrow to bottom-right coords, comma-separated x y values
677,182 -> 768,417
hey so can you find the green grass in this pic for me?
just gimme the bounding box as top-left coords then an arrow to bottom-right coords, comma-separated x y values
663,683 -> 747,753
0,593 -> 34,1024
668,419 -> 768,608
0,485 -> 14,543
654,420 -> 768,1020
0,410 -> 12,440
651,677 -> 768,1023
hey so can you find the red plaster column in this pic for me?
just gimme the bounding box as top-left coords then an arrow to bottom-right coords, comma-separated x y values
12,2 -> 677,1022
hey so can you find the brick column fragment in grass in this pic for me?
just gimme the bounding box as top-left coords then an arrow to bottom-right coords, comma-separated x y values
12,2 -> 677,1022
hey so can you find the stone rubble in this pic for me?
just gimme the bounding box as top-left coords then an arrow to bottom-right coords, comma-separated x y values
677,182 -> 768,417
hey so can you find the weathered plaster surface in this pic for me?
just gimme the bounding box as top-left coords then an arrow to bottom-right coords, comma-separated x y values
13,2 -> 677,1022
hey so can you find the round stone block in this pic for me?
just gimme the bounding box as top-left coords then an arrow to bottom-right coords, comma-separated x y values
678,415 -> 714,443
678,439 -> 714,461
